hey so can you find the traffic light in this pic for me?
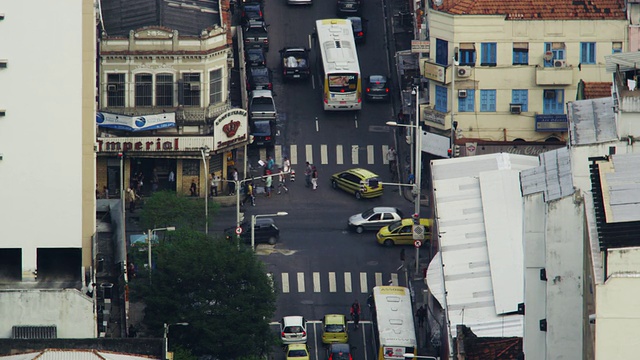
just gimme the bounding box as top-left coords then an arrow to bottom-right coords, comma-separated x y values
447,148 -> 452,158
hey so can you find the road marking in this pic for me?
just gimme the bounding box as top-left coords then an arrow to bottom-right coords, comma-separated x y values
306,144 -> 313,164
390,273 -> 398,286
375,272 -> 383,287
329,272 -> 337,292
367,145 -> 374,164
259,148 -> 267,162
274,145 -> 283,165
351,145 -> 359,165
360,272 -> 368,293
290,145 -> 298,165
382,145 -> 389,164
320,144 -> 328,165
282,273 -> 290,293
313,272 -> 321,292
297,272 -> 305,292
336,145 -> 344,165
344,272 -> 352,293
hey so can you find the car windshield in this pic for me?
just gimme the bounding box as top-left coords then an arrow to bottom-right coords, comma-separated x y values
284,326 -> 303,333
325,324 -> 345,333
369,76 -> 387,89
245,26 -> 267,35
288,350 -> 308,357
388,220 -> 403,232
361,208 -> 375,218
253,121 -> 271,134
251,97 -> 273,105
328,74 -> 358,93
248,51 -> 264,62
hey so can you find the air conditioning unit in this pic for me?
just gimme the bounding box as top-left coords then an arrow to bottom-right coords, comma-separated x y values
544,51 -> 553,62
189,83 -> 201,91
0,60 -> 7,68
457,66 -> 472,78
553,59 -> 566,68
107,84 -> 117,92
510,104 -> 522,114
458,89 -> 467,98
544,90 -> 556,99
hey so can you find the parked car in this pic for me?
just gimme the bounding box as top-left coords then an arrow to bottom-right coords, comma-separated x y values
337,0 -> 361,17
347,16 -> 367,43
243,20 -> 269,51
240,2 -> 263,26
224,217 -> 280,245
376,218 -> 432,246
327,343 -> 353,360
287,0 -> 312,6
322,314 -> 348,344
348,207 -> 404,233
330,168 -> 383,199
247,66 -> 273,91
365,75 -> 390,102
280,316 -> 307,344
285,343 -> 310,360
250,119 -> 276,147
248,90 -> 277,120
246,47 -> 267,68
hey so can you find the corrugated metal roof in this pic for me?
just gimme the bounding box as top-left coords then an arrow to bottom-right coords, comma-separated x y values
605,52 -> 640,73
428,153 -> 539,338
568,97 -> 617,146
0,350 -> 156,360
521,147 -> 574,201
605,153 -> 640,223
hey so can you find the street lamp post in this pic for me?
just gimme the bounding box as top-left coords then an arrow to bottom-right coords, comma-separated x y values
147,226 -> 176,283
199,147 -> 209,235
251,212 -> 288,251
163,322 -> 189,360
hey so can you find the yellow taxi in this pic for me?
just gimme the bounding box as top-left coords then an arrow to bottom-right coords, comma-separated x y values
330,168 -> 383,199
285,343 -> 310,360
321,314 -> 349,344
376,218 -> 432,246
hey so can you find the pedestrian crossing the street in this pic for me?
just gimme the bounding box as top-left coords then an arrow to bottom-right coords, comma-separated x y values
257,144 -> 392,167
272,271 -> 400,294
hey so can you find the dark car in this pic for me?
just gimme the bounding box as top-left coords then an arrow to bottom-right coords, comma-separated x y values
247,66 -> 273,91
243,20 -> 269,51
347,17 -> 367,44
241,3 -> 263,26
337,0 -> 361,17
365,75 -> 390,102
246,47 -> 267,68
250,119 -> 276,147
328,343 -> 352,360
224,217 -> 279,245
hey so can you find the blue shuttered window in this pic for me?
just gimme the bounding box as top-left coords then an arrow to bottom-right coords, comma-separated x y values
511,90 -> 528,112
480,90 -> 496,112
481,43 -> 497,66
435,85 -> 448,113
458,89 -> 475,112
580,42 -> 596,64
543,90 -> 564,114
436,39 -> 449,66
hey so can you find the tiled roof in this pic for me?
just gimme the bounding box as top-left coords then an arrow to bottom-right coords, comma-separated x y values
433,0 -> 626,20
583,82 -> 612,99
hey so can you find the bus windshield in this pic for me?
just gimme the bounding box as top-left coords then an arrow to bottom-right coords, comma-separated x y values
328,74 -> 358,93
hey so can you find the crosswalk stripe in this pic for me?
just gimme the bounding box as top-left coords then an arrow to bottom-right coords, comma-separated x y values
336,145 -> 344,165
282,273 -> 290,293
329,272 -> 337,293
274,145 -> 283,166
305,144 -> 313,164
367,145 -> 374,165
382,145 -> 389,164
259,148 -> 267,162
320,144 -> 328,165
297,272 -> 305,292
391,273 -> 398,286
313,272 -> 321,293
290,145 -> 298,165
375,272 -> 383,287
344,272 -> 352,293
360,272 -> 368,293
351,145 -> 359,165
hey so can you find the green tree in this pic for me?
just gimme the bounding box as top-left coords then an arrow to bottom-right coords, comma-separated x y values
138,190 -> 219,230
139,229 -> 277,359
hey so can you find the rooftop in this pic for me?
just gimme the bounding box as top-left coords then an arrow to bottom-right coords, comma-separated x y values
432,0 -> 626,20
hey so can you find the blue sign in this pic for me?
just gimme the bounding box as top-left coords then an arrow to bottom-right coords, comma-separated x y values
535,114 -> 568,132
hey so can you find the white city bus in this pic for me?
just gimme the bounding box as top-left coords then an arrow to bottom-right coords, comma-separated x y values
314,18 -> 362,111
372,286 -> 417,360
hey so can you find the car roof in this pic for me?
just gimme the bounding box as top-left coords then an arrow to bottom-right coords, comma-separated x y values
250,67 -> 269,76
245,19 -> 266,28
247,47 -> 264,54
324,314 -> 346,324
250,89 -> 273,97
399,218 -> 432,226
371,207 -> 400,213
329,343 -> 350,353
287,343 -> 307,350
340,168 -> 379,179
245,217 -> 274,226
283,315 -> 304,326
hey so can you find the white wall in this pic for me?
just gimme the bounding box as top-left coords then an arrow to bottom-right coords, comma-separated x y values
0,2 -> 84,272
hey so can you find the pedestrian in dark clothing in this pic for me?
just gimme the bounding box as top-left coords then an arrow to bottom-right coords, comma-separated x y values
304,162 -> 312,187
416,305 -> 426,327
190,178 -> 198,197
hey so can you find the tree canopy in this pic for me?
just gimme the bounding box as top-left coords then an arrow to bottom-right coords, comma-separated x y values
138,190 -> 219,231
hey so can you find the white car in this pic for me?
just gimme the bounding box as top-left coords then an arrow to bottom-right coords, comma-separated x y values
280,316 -> 307,344
348,207 -> 404,233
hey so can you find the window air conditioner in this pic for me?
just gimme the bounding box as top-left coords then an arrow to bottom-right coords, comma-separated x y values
457,66 -> 472,78
0,60 -> 6,68
189,83 -> 201,91
553,59 -> 566,67
458,89 -> 467,98
510,104 -> 522,114
107,84 -> 117,92
544,90 -> 556,99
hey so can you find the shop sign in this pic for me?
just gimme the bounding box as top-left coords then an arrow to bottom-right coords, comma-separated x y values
411,40 -> 430,53
460,142 -> 565,157
96,137 -> 214,153
96,112 -> 176,132
423,107 -> 446,126
422,60 -> 446,83
213,108 -> 249,152
535,114 -> 568,132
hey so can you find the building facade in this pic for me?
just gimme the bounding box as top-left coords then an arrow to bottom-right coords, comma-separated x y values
0,0 -> 96,337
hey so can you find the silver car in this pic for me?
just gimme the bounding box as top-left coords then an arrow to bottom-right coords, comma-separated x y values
348,207 -> 404,233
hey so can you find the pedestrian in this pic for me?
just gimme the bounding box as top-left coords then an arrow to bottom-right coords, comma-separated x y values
136,172 -> 144,194
304,162 -> 312,187
282,156 -> 291,181
266,155 -> 275,174
311,166 -> 318,190
367,293 -> 374,316
168,170 -> 175,184
242,181 -> 255,206
190,178 -> 198,197
103,186 -> 109,199
229,168 -> 239,195
277,168 -> 289,194
211,173 -> 220,197
126,187 -> 137,212
387,146 -> 397,173
350,299 -> 361,330
416,305 -> 426,328
265,174 -> 272,198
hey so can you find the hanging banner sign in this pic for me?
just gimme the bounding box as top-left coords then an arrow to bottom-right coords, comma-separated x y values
96,112 -> 176,132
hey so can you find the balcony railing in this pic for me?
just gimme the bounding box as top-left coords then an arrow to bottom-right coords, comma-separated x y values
99,101 -> 233,123
536,64 -> 573,86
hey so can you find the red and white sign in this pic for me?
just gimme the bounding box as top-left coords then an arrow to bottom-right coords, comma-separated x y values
414,240 -> 422,248
235,227 -> 243,235
213,109 -> 249,152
